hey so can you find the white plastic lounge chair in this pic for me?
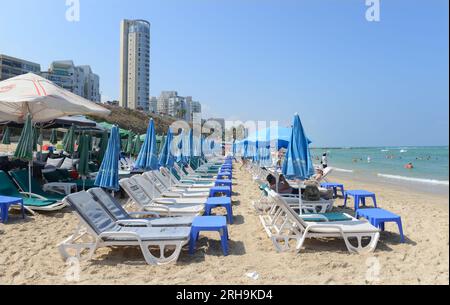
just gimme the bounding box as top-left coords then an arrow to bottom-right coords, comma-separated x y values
173,164 -> 217,182
131,175 -> 208,205
159,167 -> 215,188
59,192 -> 190,265
151,170 -> 214,191
260,191 -> 380,254
142,172 -> 210,198
119,177 -> 205,217
87,188 -> 194,227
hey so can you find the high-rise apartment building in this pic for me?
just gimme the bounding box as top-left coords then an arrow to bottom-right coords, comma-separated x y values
41,60 -> 101,102
0,54 -> 41,81
119,19 -> 151,111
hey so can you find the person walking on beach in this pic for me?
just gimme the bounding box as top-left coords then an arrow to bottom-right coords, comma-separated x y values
321,153 -> 328,169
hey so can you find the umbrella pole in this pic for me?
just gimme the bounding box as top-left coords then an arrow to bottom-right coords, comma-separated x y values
28,161 -> 32,198
298,179 -> 303,215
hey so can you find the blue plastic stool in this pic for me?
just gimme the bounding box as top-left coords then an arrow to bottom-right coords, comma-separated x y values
321,182 -> 345,198
189,216 -> 229,256
217,172 -> 232,180
0,196 -> 25,224
205,197 -> 234,224
215,179 -> 232,192
344,190 -> 378,211
357,208 -> 405,243
210,186 -> 232,198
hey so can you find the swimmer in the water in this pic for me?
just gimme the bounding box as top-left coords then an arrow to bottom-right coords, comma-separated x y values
405,163 -> 414,169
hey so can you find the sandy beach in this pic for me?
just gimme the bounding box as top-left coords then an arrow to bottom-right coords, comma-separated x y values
0,164 -> 448,285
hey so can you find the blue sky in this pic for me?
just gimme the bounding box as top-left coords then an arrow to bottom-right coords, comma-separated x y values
0,0 -> 448,147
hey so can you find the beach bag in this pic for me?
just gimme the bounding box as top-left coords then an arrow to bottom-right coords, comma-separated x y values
303,181 -> 321,201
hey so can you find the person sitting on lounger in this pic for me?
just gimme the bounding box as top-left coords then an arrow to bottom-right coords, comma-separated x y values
266,174 -> 300,195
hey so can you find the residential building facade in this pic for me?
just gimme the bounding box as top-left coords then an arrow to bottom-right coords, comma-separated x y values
0,54 -> 41,81
41,60 -> 101,102
119,19 -> 151,111
155,91 -> 202,121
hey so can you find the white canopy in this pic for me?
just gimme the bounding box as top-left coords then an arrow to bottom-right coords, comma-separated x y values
0,73 -> 110,123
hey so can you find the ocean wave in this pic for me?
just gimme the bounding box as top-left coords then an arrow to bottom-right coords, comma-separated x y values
377,173 -> 449,185
334,167 -> 354,173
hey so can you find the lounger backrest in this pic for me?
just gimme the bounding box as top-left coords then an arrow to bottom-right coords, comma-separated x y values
46,158 -> 65,168
65,191 -> 120,235
0,170 -> 22,197
160,167 -> 178,185
9,169 -> 45,196
152,170 -> 170,189
132,175 -> 162,199
119,177 -> 152,207
268,191 -> 308,229
88,188 -> 129,221
143,172 -> 166,194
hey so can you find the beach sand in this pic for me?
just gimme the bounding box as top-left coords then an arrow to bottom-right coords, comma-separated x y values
0,165 -> 448,285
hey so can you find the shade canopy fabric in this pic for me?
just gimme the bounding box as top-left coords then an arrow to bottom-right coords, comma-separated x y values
0,73 -> 110,123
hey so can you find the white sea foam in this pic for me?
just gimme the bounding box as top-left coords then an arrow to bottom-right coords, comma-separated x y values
334,167 -> 354,173
377,173 -> 449,185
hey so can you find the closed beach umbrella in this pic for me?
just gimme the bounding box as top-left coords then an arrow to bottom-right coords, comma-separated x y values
95,126 -> 120,192
159,128 -> 175,168
14,114 -> 33,161
97,130 -> 109,163
78,133 -> 90,190
32,127 -> 39,152
63,124 -> 76,155
131,134 -> 142,157
1,127 -> 11,145
282,114 -> 315,213
13,114 -> 34,197
135,119 -> 159,171
49,129 -> 58,145
125,131 -> 134,155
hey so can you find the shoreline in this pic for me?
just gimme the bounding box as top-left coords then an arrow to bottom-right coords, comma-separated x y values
330,170 -> 449,198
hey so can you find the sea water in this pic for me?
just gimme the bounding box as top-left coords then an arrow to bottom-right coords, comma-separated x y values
311,146 -> 449,194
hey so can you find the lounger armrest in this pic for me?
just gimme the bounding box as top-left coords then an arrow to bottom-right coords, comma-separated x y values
280,194 -> 299,199
128,211 -> 161,219
116,219 -> 152,227
20,192 -> 48,200
143,204 -> 172,217
99,231 -> 142,242
301,214 -> 329,222
163,192 -> 183,198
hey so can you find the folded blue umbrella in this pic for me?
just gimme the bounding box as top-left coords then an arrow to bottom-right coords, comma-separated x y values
95,125 -> 120,191
159,128 -> 175,168
282,114 -> 315,180
135,119 -> 159,171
